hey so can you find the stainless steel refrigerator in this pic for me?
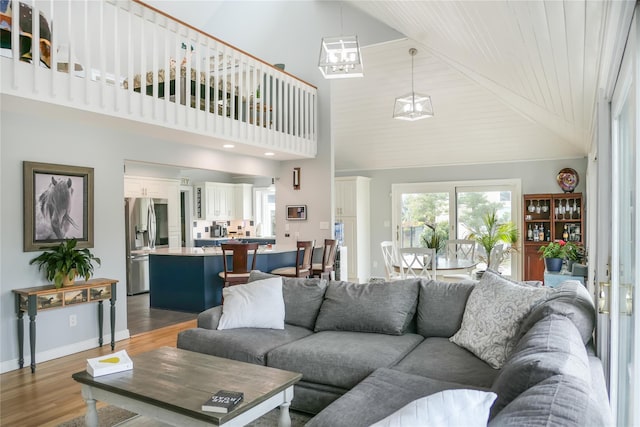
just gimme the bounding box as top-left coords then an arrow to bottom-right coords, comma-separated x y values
124,198 -> 158,295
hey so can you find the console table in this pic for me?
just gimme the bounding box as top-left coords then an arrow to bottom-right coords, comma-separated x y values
12,278 -> 118,373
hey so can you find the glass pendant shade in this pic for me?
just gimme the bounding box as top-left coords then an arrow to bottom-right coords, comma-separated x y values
393,48 -> 433,121
318,35 -> 363,79
393,93 -> 434,121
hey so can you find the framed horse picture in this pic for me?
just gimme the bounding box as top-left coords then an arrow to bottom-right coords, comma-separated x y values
23,161 -> 94,251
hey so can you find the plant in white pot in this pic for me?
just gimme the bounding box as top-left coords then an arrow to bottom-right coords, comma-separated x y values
29,239 -> 101,288
466,210 -> 519,276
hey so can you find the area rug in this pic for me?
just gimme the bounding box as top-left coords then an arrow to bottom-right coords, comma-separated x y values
58,405 -> 312,426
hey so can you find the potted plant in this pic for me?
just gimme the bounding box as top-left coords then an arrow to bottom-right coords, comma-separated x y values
467,210 -> 519,276
29,239 -> 101,288
538,240 -> 567,272
421,223 -> 446,254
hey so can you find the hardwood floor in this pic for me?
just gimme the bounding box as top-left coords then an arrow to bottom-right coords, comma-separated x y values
127,292 -> 197,336
0,319 -> 197,427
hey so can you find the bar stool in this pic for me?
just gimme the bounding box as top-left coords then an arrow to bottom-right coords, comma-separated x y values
218,242 -> 259,286
270,240 -> 314,278
312,239 -> 338,280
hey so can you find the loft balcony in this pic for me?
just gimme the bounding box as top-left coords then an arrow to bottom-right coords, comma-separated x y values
0,0 -> 318,159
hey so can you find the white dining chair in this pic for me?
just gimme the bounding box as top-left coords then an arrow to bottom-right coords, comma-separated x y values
398,247 -> 436,280
443,239 -> 476,281
381,241 -> 402,280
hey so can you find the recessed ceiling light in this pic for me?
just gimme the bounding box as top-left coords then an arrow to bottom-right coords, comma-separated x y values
265,152 -> 275,156
223,144 -> 235,148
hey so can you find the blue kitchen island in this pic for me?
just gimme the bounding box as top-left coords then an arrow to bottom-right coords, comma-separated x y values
148,245 -> 298,312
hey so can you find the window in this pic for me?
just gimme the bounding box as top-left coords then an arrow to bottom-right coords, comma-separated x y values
392,179 -> 521,278
254,186 -> 275,237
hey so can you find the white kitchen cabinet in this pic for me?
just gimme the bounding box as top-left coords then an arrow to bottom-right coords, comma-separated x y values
335,176 -> 370,283
166,181 -> 181,248
335,179 -> 358,216
234,184 -> 253,220
124,176 -> 169,198
194,182 -> 251,221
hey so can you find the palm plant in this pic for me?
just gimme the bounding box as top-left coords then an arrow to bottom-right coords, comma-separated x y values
466,210 -> 519,269
29,239 -> 101,288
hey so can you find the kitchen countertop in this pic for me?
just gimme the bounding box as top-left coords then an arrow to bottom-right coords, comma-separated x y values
144,245 -> 297,256
194,236 -> 276,241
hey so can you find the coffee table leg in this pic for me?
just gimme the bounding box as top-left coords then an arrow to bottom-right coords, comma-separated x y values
80,385 -> 99,427
278,386 -> 294,427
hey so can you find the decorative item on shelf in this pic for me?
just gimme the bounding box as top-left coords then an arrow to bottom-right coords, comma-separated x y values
29,239 -> 101,288
318,4 -> 363,79
556,168 -> 579,193
393,48 -> 434,121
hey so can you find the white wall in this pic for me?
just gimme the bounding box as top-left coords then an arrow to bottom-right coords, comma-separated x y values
0,101 -> 280,371
340,157 -> 588,279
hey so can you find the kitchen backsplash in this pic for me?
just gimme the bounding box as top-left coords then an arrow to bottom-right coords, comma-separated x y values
193,219 -> 256,239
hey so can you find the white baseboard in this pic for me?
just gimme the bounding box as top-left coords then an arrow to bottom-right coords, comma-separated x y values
0,329 -> 131,374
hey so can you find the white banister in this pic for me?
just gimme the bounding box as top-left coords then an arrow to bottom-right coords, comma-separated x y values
0,0 -> 318,159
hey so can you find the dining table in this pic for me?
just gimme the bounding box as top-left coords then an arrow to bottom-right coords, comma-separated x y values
393,255 -> 478,280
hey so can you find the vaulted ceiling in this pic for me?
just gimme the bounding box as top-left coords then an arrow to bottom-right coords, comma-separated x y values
334,0 -> 631,172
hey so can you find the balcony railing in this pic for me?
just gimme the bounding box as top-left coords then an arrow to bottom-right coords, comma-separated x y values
0,0 -> 317,158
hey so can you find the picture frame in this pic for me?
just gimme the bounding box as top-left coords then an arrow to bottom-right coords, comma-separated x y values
286,204 -> 307,221
23,161 -> 94,252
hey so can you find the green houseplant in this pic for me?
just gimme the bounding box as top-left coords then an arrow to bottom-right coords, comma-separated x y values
538,240 -> 568,273
29,239 -> 101,288
421,223 -> 446,254
467,210 -> 519,272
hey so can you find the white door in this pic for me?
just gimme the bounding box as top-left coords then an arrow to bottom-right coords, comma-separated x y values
610,12 -> 640,425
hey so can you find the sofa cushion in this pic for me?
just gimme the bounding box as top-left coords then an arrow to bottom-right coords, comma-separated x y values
370,389 -> 497,427
416,279 -> 475,337
267,331 -> 424,389
490,315 -> 590,418
489,375 -> 607,427
517,280 -> 595,344
176,324 -> 313,365
307,368 -> 488,427
218,277 -> 285,330
314,279 -> 420,335
392,337 -> 499,388
450,270 -> 551,369
248,270 -> 327,330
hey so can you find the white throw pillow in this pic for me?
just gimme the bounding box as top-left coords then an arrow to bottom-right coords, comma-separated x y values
369,389 -> 497,427
217,277 -> 285,330
450,270 -> 550,369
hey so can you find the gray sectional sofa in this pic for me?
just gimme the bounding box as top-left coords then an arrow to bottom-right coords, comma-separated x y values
176,270 -> 611,426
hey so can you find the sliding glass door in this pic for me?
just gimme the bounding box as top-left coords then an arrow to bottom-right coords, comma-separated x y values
392,179 -> 521,278
609,12 -> 640,424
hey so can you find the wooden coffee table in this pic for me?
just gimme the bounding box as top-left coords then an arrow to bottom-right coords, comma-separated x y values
72,347 -> 302,427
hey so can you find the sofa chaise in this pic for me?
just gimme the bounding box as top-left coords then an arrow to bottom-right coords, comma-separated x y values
176,269 -> 611,426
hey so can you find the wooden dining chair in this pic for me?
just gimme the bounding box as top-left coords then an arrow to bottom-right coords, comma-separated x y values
271,240 -> 314,278
312,239 -> 338,279
218,242 -> 259,286
398,247 -> 436,280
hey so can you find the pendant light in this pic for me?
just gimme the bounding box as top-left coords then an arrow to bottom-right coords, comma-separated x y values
318,4 -> 363,79
393,48 -> 433,121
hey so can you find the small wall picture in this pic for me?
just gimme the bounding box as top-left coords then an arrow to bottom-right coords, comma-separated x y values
38,292 -> 63,310
64,289 -> 88,305
90,286 -> 111,301
23,161 -> 94,251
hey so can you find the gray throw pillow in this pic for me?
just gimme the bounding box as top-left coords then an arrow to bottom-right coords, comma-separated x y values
416,279 -> 475,338
248,270 -> 327,330
314,279 -> 420,335
450,270 -> 551,369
